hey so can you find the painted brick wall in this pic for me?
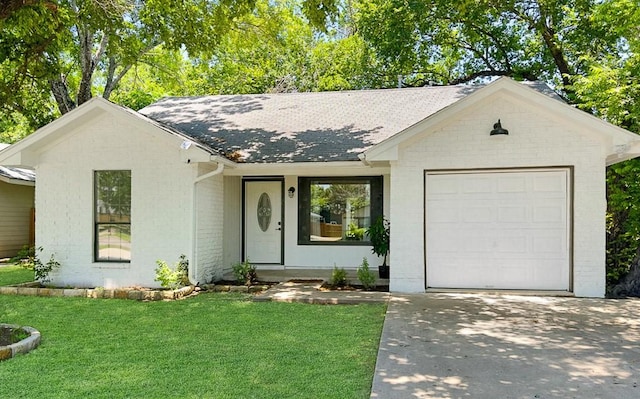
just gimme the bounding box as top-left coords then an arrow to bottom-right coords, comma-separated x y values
194,164 -> 224,284
222,176 -> 242,273
390,94 -> 607,297
36,113 -> 198,288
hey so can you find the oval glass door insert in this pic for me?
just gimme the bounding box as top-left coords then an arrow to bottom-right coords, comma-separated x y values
257,192 -> 272,232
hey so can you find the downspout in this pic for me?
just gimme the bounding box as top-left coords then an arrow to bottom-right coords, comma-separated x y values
190,161 -> 225,285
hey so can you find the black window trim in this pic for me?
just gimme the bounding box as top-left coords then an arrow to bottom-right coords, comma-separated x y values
94,170 -> 132,263
298,175 -> 383,246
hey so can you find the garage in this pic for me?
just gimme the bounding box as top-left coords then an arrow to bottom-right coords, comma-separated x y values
425,168 -> 571,291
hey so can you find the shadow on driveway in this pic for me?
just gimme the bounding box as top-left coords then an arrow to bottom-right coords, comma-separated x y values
371,294 -> 640,398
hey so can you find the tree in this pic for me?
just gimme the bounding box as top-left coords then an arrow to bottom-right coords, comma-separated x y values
353,0 -> 622,95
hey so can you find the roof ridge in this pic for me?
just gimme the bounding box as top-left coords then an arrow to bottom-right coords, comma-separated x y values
150,84 -> 485,103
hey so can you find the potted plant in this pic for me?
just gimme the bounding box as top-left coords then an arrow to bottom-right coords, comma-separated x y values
366,216 -> 390,278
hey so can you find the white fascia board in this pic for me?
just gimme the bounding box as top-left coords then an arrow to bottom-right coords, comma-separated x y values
364,77 -> 640,162
0,98 -> 115,167
607,141 -> 640,166
209,155 -> 237,168
364,79 -> 510,161
0,97 -> 216,167
224,161 -> 389,176
0,176 -> 35,186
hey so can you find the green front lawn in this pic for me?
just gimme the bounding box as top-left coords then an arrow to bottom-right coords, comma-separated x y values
0,293 -> 386,399
0,264 -> 34,286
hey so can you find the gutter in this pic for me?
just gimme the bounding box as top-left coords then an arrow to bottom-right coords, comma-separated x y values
358,153 -> 370,166
190,159 -> 226,285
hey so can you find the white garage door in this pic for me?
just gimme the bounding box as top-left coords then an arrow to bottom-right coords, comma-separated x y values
425,169 -> 570,290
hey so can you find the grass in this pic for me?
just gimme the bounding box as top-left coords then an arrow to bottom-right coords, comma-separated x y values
0,292 -> 386,399
0,264 -> 34,286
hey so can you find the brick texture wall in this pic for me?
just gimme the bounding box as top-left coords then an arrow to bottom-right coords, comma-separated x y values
36,112 -> 203,288
390,94 -> 607,297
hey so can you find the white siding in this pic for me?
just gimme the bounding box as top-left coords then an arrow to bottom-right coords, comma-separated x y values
36,112 -> 198,288
0,181 -> 34,258
390,93 -> 606,297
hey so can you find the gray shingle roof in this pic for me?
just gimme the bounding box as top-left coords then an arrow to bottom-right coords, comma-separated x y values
139,82 -> 561,163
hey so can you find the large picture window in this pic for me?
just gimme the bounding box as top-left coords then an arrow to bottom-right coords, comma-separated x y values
298,176 -> 383,245
95,170 -> 131,262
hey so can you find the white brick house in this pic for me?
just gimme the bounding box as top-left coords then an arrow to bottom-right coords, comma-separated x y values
0,78 -> 638,296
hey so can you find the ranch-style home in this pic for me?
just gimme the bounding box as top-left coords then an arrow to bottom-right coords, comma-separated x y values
0,77 -> 638,297
0,144 -> 35,259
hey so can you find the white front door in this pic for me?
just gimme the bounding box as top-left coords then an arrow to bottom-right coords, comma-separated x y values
425,169 -> 570,290
244,180 -> 283,264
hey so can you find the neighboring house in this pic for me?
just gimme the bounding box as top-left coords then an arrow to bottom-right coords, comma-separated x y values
0,77 -> 638,297
0,144 -> 35,259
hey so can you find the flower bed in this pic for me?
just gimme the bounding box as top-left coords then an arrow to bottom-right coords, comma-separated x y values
0,324 -> 41,361
0,282 -> 195,301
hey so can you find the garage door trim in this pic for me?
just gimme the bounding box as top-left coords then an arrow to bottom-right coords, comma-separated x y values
424,166 -> 574,291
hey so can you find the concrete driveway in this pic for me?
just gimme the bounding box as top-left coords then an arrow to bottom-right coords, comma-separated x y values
371,294 -> 640,398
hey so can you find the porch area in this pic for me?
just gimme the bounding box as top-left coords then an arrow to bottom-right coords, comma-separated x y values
223,267 -> 390,287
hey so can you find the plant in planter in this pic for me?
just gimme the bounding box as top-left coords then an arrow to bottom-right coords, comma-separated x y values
366,216 -> 390,278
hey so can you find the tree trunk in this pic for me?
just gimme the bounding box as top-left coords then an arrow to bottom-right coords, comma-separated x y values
76,28 -> 95,105
49,76 -> 76,114
540,26 -> 573,89
610,248 -> 640,298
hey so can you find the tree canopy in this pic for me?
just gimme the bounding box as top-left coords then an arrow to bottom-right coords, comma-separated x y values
1,0 -> 640,293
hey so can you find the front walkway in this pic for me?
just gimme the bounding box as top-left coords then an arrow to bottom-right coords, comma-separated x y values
250,268 -> 390,304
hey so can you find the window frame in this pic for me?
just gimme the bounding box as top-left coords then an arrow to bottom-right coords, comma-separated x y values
297,176 -> 383,246
94,170 -> 132,263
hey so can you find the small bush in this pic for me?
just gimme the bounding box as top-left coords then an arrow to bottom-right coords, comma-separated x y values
155,255 -> 190,290
232,259 -> 257,286
330,265 -> 347,287
19,247 -> 60,283
357,257 -> 376,290
10,245 -> 36,267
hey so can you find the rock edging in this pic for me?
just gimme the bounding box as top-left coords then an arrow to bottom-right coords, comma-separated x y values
0,324 -> 41,361
0,283 -> 194,301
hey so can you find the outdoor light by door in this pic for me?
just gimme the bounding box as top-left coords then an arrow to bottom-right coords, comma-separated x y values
490,119 -> 509,136
288,186 -> 296,198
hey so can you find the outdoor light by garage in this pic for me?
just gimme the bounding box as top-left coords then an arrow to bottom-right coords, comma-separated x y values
490,119 -> 509,136
288,186 -> 295,198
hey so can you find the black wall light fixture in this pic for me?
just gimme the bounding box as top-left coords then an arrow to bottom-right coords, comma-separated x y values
490,119 -> 509,136
288,186 -> 296,198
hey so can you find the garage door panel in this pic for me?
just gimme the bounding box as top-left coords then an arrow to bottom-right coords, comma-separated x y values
498,207 -> 528,223
497,175 -> 527,193
426,170 -> 570,291
533,174 -> 566,192
533,206 -> 565,223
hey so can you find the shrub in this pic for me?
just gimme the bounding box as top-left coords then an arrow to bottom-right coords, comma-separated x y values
18,247 -> 60,284
232,259 -> 257,286
155,255 -> 190,290
357,257 -> 376,290
10,245 -> 36,267
330,265 -> 347,287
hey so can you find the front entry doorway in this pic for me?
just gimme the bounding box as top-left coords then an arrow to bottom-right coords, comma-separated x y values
243,179 -> 284,264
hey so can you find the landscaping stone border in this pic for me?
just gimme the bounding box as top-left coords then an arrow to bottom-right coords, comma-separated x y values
0,324 -> 41,361
0,283 -> 195,301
